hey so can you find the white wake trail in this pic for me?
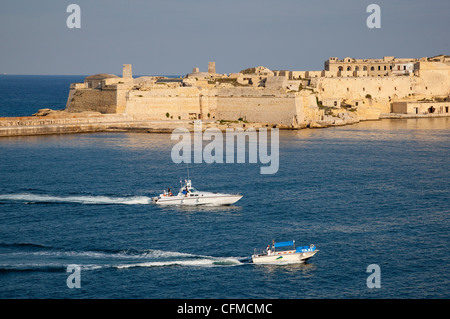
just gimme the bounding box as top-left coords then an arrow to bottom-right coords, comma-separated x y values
0,193 -> 152,205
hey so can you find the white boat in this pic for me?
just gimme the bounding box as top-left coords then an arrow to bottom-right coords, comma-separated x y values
252,240 -> 318,264
152,180 -> 242,206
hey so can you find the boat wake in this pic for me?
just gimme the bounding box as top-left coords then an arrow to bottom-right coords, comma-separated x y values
0,193 -> 152,205
115,255 -> 243,269
0,243 -> 245,273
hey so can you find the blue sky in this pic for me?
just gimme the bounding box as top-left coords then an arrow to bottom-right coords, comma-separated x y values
0,0 -> 449,75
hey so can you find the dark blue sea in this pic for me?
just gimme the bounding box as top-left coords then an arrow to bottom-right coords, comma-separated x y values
0,76 -> 449,299
0,75 -> 85,117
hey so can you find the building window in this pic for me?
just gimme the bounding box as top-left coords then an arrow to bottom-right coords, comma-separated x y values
347,66 -> 351,71
384,66 -> 387,70
398,66 -> 401,70
371,67 -> 375,71
378,66 -> 381,70
363,87 -> 365,91
363,66 -> 367,71
446,106 -> 449,113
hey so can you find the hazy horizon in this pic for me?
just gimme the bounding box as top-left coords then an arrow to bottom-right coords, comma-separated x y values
1,0 -> 449,75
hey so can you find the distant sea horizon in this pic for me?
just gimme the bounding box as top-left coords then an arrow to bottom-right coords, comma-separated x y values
0,75 -> 181,117
0,74 -> 181,77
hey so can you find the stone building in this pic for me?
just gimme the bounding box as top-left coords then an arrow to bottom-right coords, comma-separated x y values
392,101 -> 450,115
84,73 -> 120,89
65,62 -> 323,127
324,56 -> 418,77
65,56 -> 450,126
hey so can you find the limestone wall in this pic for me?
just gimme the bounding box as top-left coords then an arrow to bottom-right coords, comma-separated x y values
66,87 -> 119,114
416,62 -> 450,96
215,96 -> 296,125
315,76 -> 434,101
214,89 -> 321,127
125,87 -> 203,120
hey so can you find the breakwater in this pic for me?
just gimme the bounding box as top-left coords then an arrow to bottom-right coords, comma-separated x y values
1,111 -> 448,137
0,114 -> 183,136
0,113 -> 272,137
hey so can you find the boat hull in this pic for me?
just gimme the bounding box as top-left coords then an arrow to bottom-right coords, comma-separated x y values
154,194 -> 242,206
252,250 -> 318,264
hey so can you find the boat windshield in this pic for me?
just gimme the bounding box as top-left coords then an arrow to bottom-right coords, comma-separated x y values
179,187 -> 198,193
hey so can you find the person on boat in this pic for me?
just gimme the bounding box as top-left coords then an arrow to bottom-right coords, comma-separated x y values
182,187 -> 189,196
168,188 -> 173,196
266,245 -> 272,255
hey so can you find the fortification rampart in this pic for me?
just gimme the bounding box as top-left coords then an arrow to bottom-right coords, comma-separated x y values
66,85 -> 119,114
123,86 -> 322,127
125,87 -> 204,120
213,89 -> 320,127
57,57 -> 450,132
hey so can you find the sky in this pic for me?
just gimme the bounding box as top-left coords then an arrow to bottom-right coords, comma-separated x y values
0,0 -> 449,75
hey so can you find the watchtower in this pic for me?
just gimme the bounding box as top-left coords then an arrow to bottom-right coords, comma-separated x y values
208,62 -> 216,74
122,64 -> 132,78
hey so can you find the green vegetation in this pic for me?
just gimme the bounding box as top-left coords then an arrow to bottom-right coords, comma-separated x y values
219,119 -> 240,125
316,96 -> 324,109
240,67 -> 256,74
166,112 -> 170,118
208,78 -> 249,87
341,103 -> 357,112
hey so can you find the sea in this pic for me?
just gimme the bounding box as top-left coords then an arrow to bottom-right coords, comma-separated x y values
0,75 -> 449,299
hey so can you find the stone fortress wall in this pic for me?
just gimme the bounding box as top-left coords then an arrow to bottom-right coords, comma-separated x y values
64,54 -> 450,128
65,63 -> 324,128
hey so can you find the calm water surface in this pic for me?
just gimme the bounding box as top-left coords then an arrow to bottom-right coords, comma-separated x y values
0,118 -> 448,298
0,75 -> 85,117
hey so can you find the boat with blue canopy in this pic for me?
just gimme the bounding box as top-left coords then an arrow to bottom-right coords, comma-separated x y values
252,240 -> 318,264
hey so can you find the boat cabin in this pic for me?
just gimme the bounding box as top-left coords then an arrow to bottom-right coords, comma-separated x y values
178,180 -> 200,197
